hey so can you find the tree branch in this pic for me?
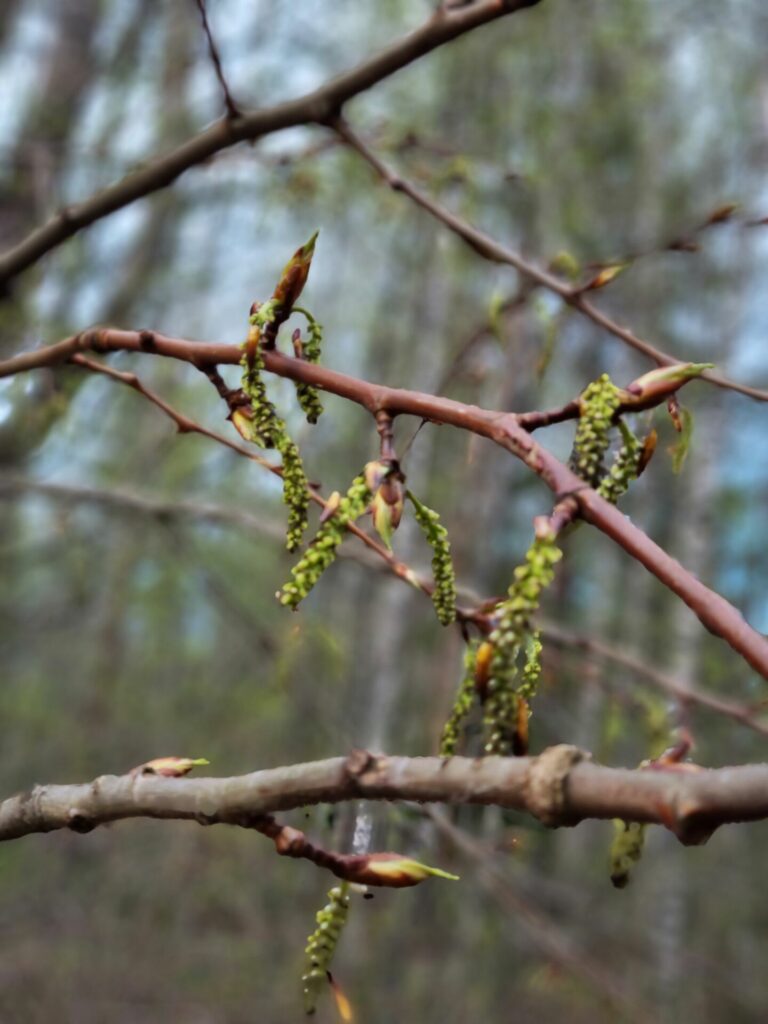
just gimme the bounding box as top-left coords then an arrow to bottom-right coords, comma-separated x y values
0,0 -> 541,287
3,747 -> 768,847
3,325 -> 764,678
194,0 -> 241,120
333,117 -> 768,404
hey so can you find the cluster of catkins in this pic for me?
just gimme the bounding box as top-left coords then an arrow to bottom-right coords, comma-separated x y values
482,532 -> 560,756
441,370 -> 653,758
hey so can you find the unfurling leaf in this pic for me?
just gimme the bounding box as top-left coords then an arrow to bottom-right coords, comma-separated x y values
617,362 -> 713,412
370,467 -> 405,549
131,756 -> 210,777
668,405 -> 694,473
584,263 -> 628,290
341,853 -> 459,888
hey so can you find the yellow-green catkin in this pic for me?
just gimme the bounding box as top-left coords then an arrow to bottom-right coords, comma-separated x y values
240,349 -> 310,551
484,534 -> 562,754
407,492 -> 456,626
278,472 -> 372,609
597,420 -> 642,505
294,312 -> 324,424
277,433 -> 310,552
609,819 -> 646,888
302,882 -> 350,1015
240,349 -> 282,449
519,630 -> 543,701
569,373 -> 621,486
440,642 -> 479,757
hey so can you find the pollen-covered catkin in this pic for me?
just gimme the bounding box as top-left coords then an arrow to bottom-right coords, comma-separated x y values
569,373 -> 621,486
278,472 -> 372,609
302,882 -> 350,1015
295,315 -> 324,424
407,492 -> 456,626
440,642 -> 479,757
484,533 -> 561,755
597,420 -> 642,505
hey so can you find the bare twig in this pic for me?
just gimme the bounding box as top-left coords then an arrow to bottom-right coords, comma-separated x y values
0,0 -> 541,287
333,117 -> 768,404
194,0 -> 241,119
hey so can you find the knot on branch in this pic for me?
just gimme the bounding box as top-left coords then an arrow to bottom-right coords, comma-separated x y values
344,748 -> 380,785
525,744 -> 590,827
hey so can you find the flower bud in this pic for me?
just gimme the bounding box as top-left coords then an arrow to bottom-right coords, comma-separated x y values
370,471 -> 405,549
618,363 -> 713,411
131,756 -> 210,777
272,231 -> 318,313
341,853 -> 459,888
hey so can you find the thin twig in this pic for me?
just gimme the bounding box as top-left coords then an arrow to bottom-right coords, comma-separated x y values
333,117 -> 768,404
1,329 -> 765,678
194,0 -> 241,119
542,622 -> 768,739
0,0 -> 541,287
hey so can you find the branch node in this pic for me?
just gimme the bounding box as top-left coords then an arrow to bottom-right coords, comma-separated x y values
525,744 -> 590,827
344,748 -> 379,784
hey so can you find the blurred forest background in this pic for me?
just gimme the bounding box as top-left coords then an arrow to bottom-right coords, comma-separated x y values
2,1 -> 768,1021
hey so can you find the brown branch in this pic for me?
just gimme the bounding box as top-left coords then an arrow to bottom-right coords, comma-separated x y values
194,0 -> 241,119
69,353 -> 278,472
2,327 -> 767,678
0,0 -> 541,287
333,117 -> 768,404
3,747 -> 768,847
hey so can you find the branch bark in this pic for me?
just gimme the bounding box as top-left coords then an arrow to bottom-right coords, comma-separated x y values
3,748 -> 768,848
